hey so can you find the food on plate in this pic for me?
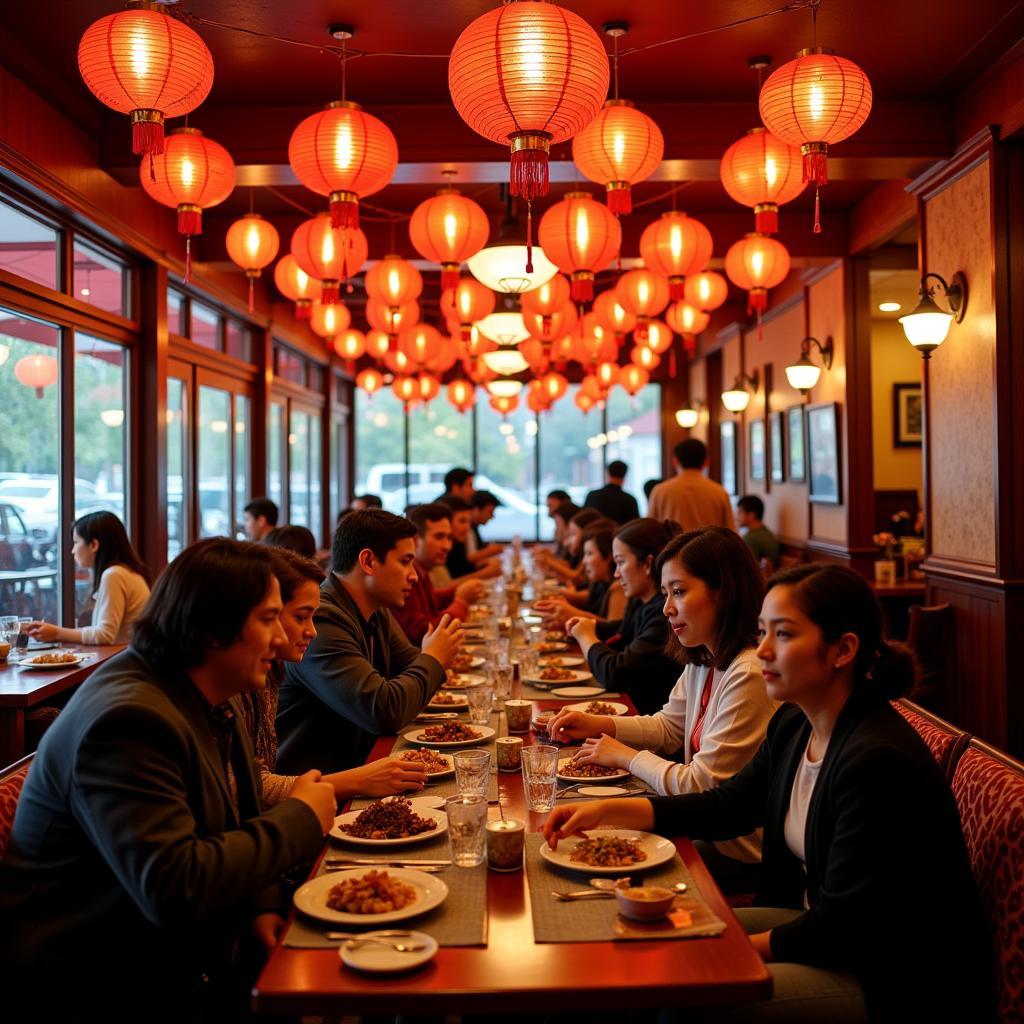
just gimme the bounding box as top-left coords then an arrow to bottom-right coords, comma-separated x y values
26,652 -> 80,665
398,749 -> 451,774
335,797 -> 437,840
619,885 -> 674,902
444,672 -> 475,688
417,721 -> 482,743
545,632 -> 566,642
559,760 -> 623,779
569,835 -> 648,867
538,666 -> 575,681
537,642 -> 567,653
585,701 -> 617,715
542,657 -> 576,668
326,870 -> 417,914
429,690 -> 461,706
449,652 -> 479,671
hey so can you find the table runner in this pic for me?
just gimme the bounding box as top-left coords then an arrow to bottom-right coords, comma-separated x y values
524,834 -> 726,943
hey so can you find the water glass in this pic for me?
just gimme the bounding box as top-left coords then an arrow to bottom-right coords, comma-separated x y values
15,618 -> 32,653
492,663 -> 514,701
482,620 -> 500,643
521,744 -> 559,813
0,615 -> 18,646
453,749 -> 491,797
520,648 -> 540,681
466,682 -> 494,725
488,637 -> 511,665
445,794 -> 488,867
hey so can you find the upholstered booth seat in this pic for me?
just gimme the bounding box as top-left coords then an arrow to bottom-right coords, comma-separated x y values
893,698 -> 970,779
0,754 -> 33,860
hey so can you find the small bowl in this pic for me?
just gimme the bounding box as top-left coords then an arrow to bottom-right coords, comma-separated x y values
0,641 -> 10,661
615,885 -> 676,921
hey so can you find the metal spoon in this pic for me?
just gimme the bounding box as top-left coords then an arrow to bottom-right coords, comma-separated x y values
588,877 -> 687,893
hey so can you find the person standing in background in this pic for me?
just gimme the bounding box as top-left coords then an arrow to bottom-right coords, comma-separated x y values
584,460 -> 641,525
243,497 -> 279,541
736,495 -> 781,570
648,440 -> 735,532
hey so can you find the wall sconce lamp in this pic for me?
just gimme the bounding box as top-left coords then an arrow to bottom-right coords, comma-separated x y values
899,272 -> 967,357
785,335 -> 834,393
721,370 -> 760,414
675,399 -> 706,429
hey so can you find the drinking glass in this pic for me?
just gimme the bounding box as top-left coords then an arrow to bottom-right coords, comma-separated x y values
453,749 -> 491,797
492,663 -> 514,701
445,794 -> 488,867
0,616 -> 18,647
520,648 -> 539,682
15,618 -> 32,653
482,620 -> 500,643
521,744 -> 559,813
466,682 -> 494,725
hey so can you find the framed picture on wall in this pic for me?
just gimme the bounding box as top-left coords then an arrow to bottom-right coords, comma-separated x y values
806,402 -> 843,504
893,382 -> 923,447
749,419 -> 766,481
787,405 -> 806,482
769,411 -> 785,483
720,420 -> 737,496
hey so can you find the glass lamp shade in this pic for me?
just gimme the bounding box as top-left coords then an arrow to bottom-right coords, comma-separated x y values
675,407 -> 700,429
481,349 -> 530,375
487,378 -> 525,398
467,243 -> 558,295
721,388 -> 751,413
899,299 -> 953,352
476,311 -> 531,345
784,357 -> 822,392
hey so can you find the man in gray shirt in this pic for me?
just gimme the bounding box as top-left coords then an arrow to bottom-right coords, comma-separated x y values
276,509 -> 462,774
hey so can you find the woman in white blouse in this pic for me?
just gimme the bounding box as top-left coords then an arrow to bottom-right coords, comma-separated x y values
28,511 -> 150,645
548,525 -> 777,890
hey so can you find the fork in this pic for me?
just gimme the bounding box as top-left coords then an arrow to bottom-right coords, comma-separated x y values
327,933 -> 426,952
551,889 -> 615,901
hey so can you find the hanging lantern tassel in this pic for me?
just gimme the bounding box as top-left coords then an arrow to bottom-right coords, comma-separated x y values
754,203 -> 779,235
131,110 -> 164,159
246,270 -> 257,314
330,190 -> 359,230
184,236 -> 192,284
510,132 -> 551,202
177,204 -> 202,236
525,201 -> 534,274
607,181 -> 631,215
669,278 -> 686,301
668,344 -> 677,378
321,280 -> 340,305
802,142 -> 828,234
813,188 -> 822,234
571,272 -> 594,303
441,264 -> 460,292
684,335 -> 697,358
295,299 -> 312,321
747,288 -> 768,317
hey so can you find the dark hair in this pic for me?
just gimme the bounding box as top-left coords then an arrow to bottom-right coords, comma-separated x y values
552,500 -> 580,525
737,495 -> 765,520
581,524 -> 615,560
73,510 -> 150,595
654,527 -> 764,670
607,460 -> 628,479
263,525 -> 317,559
439,495 -> 472,514
643,478 -> 661,499
407,502 -> 452,536
766,564 -> 916,699
443,467 -> 474,491
352,493 -> 383,509
569,507 -> 603,530
332,508 -> 417,574
674,438 -> 707,469
268,547 -> 325,602
614,517 -> 682,568
470,489 -> 502,510
547,489 -> 571,503
133,538 -> 276,672
244,497 -> 279,526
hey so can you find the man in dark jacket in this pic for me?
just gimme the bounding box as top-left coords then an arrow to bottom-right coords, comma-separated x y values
0,538 -> 334,1020
276,509 -> 462,774
584,460 -> 641,525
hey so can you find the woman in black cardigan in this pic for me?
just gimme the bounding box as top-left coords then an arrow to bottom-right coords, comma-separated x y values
566,517 -> 681,714
545,564 -> 994,1022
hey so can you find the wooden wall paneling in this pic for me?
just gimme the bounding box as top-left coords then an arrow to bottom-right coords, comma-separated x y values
848,180 -> 917,254
659,367 -> 690,476
705,351 -> 723,483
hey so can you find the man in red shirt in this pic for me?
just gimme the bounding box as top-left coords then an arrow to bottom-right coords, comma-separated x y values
394,503 -> 485,643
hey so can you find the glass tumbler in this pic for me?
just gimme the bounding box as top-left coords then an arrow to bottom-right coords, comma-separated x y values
453,749 -> 491,797
521,744 -> 559,813
445,794 -> 488,867
466,682 -> 494,725
492,663 -> 514,702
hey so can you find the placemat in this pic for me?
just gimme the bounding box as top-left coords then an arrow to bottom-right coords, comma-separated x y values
524,834 -> 726,943
283,837 -> 488,948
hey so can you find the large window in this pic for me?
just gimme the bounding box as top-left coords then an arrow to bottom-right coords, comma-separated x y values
268,401 -> 284,511
198,385 -> 231,538
0,201 -> 58,291
166,375 -> 187,561
73,240 -> 130,318
605,385 -> 662,514
538,385 -> 605,508
354,388 -> 407,510
287,406 -> 322,538
407,399 -> 473,508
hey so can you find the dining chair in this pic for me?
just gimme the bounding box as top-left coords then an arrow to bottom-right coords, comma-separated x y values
906,602 -> 954,710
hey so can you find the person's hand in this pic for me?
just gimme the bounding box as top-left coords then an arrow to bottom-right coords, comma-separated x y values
575,733 -> 636,771
336,757 -> 428,798
547,709 -> 607,744
252,912 -> 286,953
537,598 -> 572,628
455,578 -> 485,604
290,769 -> 337,833
749,930 -> 774,962
27,621 -> 58,642
422,613 -> 463,667
542,801 -> 613,849
566,616 -> 598,646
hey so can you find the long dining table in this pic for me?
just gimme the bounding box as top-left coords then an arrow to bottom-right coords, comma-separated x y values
253,670 -> 773,1016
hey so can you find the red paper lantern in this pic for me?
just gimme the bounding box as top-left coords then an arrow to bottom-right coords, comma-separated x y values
522,301 -> 578,344
572,100 -> 664,214
575,390 -> 596,414
595,361 -> 620,392
759,48 -> 872,232
332,328 -> 366,363
538,192 -> 621,302
274,255 -> 322,320
309,301 -> 352,340
489,393 -> 519,417
385,348 -> 413,375
592,290 -> 637,339
141,128 -> 235,281
410,188 -> 490,291
428,339 -> 460,375
630,344 -> 660,370
666,301 -> 710,337
576,312 -> 618,367
366,299 -> 419,339
520,274 -> 572,341
518,338 -> 551,374
288,101 -> 398,229
365,255 -> 423,309
683,271 -> 729,312
526,379 -> 552,414
459,325 -> 497,363
619,364 -> 649,396
398,323 -> 444,371
291,215 -> 368,304
226,213 -> 280,312
447,378 -> 477,414
14,354 -> 58,397
356,366 -> 384,396
418,373 -> 442,405
449,3 -> 608,202
392,375 -> 418,406
580,374 -> 604,402
725,233 -> 791,316
640,319 -> 673,355
540,371 -> 569,404
365,330 -> 391,361
615,267 -> 670,342
638,212 -> 713,300
720,127 -> 806,235
78,6 -> 213,158
441,277 -> 496,340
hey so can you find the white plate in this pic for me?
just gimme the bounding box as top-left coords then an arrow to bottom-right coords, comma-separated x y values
329,802 -> 448,846
576,785 -> 631,797
448,655 -> 485,671
527,670 -> 593,687
539,655 -> 585,668
535,641 -> 570,654
394,752 -> 455,779
521,614 -> 543,625
17,652 -> 87,670
442,672 -> 486,690
403,724 -> 496,748
427,692 -> 469,708
551,685 -> 606,698
557,758 -> 631,784
340,929 -> 439,974
539,828 -> 677,875
564,700 -> 629,716
294,868 -> 449,925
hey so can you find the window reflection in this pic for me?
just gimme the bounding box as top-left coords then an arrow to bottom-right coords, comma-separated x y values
0,200 -> 58,291
191,303 -> 220,351
73,241 -> 129,318
198,386 -> 231,537
476,395 -> 542,541
268,402 -> 284,511
166,377 -> 187,560
234,395 -> 250,540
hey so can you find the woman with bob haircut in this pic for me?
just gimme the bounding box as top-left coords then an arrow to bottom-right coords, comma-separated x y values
238,547 -> 429,806
28,510 -> 150,645
550,527 -> 777,890
534,523 -> 625,626
545,564 -> 994,1022
565,517 -> 681,714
